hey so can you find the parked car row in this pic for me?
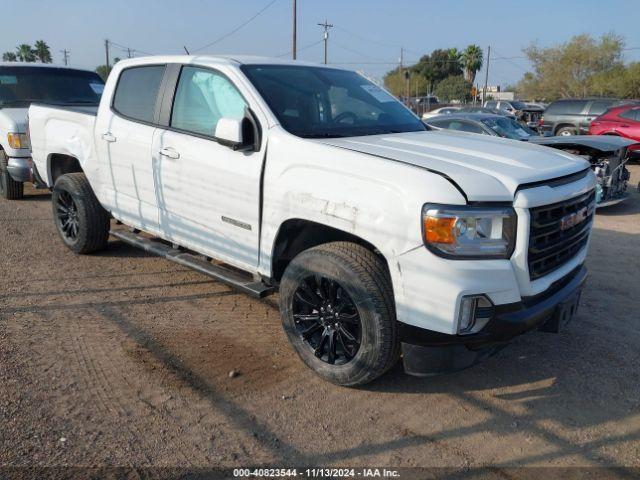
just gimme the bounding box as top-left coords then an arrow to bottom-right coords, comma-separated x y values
1,58 -> 600,386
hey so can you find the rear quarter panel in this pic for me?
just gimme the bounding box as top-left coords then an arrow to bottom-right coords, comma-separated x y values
28,104 -> 98,188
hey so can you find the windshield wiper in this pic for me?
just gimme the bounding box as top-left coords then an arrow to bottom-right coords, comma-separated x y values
298,132 -> 348,139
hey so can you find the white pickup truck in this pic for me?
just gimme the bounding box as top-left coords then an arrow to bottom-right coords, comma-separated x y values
0,63 -> 104,199
28,56 -> 596,386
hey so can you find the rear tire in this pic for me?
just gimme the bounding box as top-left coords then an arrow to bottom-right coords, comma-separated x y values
279,242 -> 399,387
556,126 -> 577,136
52,173 -> 110,254
0,151 -> 24,200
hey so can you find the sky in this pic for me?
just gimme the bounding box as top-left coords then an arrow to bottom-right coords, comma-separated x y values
4,0 -> 640,88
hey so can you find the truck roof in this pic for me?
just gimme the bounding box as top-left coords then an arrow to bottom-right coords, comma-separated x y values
113,54 -> 339,69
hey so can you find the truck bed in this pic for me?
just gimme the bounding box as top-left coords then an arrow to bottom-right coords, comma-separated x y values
28,103 -> 99,187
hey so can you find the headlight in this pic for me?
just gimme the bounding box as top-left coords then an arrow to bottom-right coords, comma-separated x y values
422,204 -> 517,259
7,133 -> 30,150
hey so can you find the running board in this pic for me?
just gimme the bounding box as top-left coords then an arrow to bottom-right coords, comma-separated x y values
109,230 -> 275,298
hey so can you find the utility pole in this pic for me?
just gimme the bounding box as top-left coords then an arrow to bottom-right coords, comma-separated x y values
126,47 -> 132,59
60,49 -> 70,66
482,45 -> 490,105
398,47 -> 403,99
292,0 -> 297,60
105,39 -> 110,68
318,20 -> 333,64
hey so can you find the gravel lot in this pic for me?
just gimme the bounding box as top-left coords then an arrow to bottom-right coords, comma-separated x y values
1,166 -> 639,477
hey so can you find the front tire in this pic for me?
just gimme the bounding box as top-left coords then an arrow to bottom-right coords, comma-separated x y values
52,173 -> 110,254
0,151 -> 24,200
279,242 -> 399,387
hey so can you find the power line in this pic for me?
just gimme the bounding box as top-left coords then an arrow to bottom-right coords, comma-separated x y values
276,39 -> 323,58
192,0 -> 279,53
107,39 -> 155,56
333,25 -> 402,50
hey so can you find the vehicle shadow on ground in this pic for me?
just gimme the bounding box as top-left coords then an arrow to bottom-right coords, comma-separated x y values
596,193 -> 640,216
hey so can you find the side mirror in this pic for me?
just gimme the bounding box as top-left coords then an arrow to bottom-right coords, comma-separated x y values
214,117 -> 248,151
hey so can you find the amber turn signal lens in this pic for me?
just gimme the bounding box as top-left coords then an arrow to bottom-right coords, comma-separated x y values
7,133 -> 22,149
423,216 -> 457,244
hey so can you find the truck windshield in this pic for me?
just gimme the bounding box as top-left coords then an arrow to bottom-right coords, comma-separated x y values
0,66 -> 104,107
241,64 -> 426,138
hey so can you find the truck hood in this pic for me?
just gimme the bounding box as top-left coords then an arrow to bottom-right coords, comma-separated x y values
316,130 -> 590,201
0,107 -> 29,133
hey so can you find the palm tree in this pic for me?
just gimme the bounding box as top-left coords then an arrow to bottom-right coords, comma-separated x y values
2,52 -> 17,62
447,48 -> 461,69
33,40 -> 52,63
461,45 -> 484,85
16,44 -> 36,62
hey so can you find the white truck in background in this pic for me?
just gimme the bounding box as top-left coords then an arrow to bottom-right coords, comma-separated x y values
0,63 -> 104,199
27,56 -> 596,386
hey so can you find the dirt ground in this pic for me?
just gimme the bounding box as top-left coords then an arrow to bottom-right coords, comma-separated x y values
1,166 -> 639,478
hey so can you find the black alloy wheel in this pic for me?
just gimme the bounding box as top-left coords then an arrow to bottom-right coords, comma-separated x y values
292,275 -> 362,365
56,190 -> 80,242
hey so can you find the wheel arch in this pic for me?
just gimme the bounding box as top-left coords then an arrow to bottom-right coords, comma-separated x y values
554,123 -> 578,135
270,218 -> 392,285
48,153 -> 83,186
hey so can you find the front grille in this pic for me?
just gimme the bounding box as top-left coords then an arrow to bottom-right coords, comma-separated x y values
528,190 -> 595,280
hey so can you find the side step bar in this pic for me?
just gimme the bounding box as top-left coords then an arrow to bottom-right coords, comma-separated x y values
109,230 -> 276,298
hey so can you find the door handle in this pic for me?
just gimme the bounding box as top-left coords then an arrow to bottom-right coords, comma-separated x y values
101,132 -> 116,143
159,147 -> 180,159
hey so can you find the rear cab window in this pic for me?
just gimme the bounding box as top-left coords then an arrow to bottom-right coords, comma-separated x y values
112,65 -> 166,123
0,66 -> 103,107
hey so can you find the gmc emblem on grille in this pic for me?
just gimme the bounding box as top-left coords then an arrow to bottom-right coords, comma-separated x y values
559,206 -> 589,231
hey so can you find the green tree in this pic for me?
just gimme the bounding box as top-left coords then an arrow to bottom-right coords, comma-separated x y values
516,33 -> 624,100
2,52 -> 17,62
417,48 -> 463,88
383,66 -> 430,98
95,57 -> 121,81
434,75 -> 472,102
461,45 -> 483,84
33,40 -> 52,63
16,44 -> 36,62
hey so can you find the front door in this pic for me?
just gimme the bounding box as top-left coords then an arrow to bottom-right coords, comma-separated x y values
153,66 -> 263,269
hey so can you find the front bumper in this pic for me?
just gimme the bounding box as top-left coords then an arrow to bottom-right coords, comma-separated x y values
7,157 -> 32,183
399,265 -> 587,376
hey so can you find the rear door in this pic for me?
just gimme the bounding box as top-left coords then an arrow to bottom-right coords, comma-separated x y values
152,65 -> 264,269
94,64 -> 166,230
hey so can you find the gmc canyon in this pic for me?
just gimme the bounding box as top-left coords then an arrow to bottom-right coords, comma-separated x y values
0,63 -> 104,199
28,56 -> 596,386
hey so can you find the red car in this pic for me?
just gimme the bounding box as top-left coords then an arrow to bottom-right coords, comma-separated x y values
589,103 -> 640,157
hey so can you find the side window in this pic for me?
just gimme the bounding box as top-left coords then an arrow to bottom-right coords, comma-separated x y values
485,101 -> 497,108
620,108 -> 640,121
113,65 -> 165,123
588,100 -> 615,115
456,121 -> 484,134
171,66 -> 247,136
555,100 -> 586,115
428,119 -> 450,128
